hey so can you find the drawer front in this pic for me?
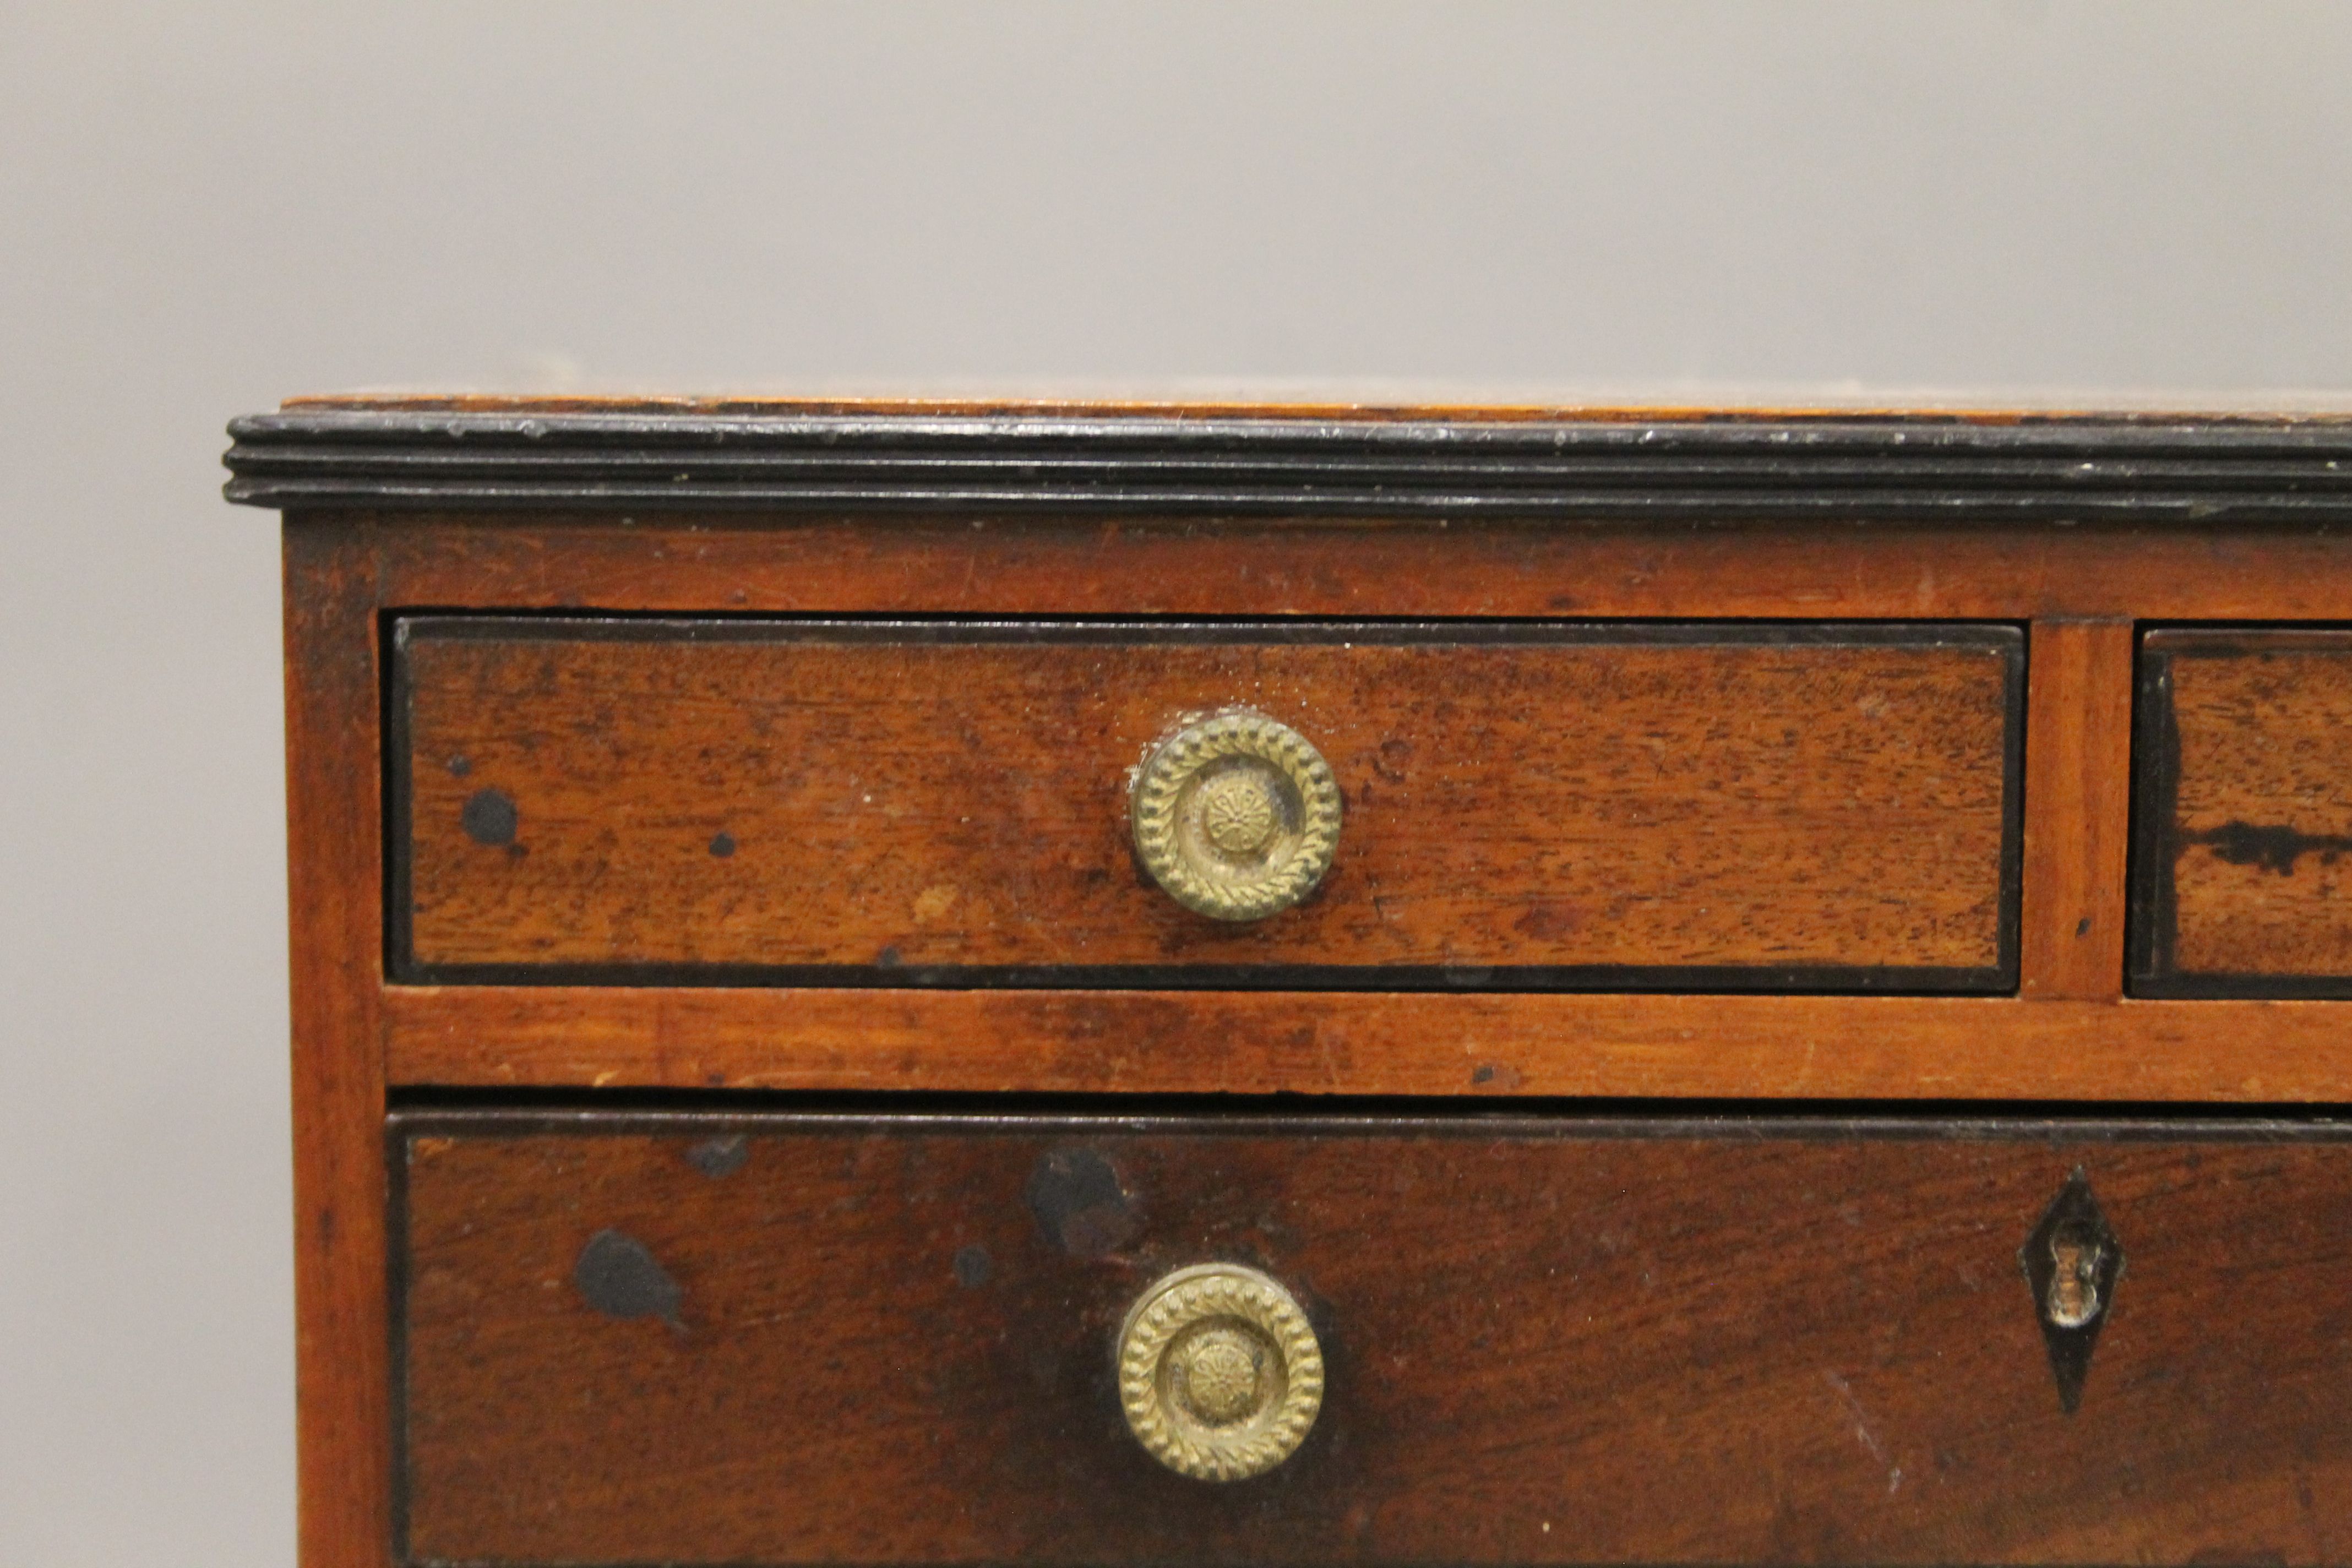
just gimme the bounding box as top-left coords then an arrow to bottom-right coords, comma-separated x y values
2136,628 -> 2352,995
392,619 -> 2021,988
395,1112 -> 2352,1567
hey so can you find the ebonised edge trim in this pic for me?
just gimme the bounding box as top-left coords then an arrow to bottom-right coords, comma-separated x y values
228,410 -> 2352,521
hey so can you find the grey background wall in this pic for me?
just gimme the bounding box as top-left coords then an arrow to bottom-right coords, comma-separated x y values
3,3 -> 2347,1561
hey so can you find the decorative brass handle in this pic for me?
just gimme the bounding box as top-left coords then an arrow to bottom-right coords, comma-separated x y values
1117,1263 -> 1324,1482
1130,712 -> 1342,922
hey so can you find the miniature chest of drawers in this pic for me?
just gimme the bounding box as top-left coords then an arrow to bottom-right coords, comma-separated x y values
227,399 -> 2352,1567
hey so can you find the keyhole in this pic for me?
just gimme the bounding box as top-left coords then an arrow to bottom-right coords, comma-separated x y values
2045,1222 -> 2106,1329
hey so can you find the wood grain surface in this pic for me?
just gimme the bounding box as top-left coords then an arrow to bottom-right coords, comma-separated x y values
2019,621 -> 2133,1000
256,439 -> 2352,1568
395,620 -> 2019,987
366,517 -> 2352,624
395,1111 -> 2352,1567
378,985 -> 2352,1102
285,522 -> 396,1567
2136,630 -> 2352,994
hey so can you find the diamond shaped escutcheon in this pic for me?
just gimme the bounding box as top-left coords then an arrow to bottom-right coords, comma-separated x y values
2019,1168 -> 2125,1414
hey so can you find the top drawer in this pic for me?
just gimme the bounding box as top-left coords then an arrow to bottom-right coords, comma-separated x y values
390,618 -> 2021,989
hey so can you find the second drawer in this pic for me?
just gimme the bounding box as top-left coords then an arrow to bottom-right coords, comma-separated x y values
396,1110 -> 2352,1566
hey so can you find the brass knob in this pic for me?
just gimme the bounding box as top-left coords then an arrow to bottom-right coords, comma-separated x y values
1130,712 -> 1342,922
1117,1263 -> 1324,1482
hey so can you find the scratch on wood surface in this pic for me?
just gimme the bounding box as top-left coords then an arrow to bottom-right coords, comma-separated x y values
1822,1369 -> 1903,1495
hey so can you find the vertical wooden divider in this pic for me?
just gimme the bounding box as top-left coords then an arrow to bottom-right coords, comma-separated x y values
284,518 -> 394,1567
2019,618 -> 2137,1000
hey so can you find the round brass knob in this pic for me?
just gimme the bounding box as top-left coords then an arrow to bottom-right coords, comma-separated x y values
1117,1263 -> 1324,1482
1130,712 -> 1341,922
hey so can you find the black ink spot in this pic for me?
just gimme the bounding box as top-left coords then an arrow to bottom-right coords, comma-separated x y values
685,1135 -> 748,1178
2075,917 -> 2092,938
952,1244 -> 994,1288
709,831 -> 736,858
1472,1064 -> 1496,1084
875,946 -> 902,968
2190,819 -> 2352,877
1026,1147 -> 1140,1257
574,1229 -> 683,1327
460,788 -> 518,847
445,754 -> 472,777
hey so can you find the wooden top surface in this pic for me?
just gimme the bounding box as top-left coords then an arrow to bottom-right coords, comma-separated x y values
224,395 -> 2352,521
278,390 -> 2352,420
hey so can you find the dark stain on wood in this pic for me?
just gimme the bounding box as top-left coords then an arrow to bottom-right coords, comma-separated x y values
571,1228 -> 683,1330
2186,820 -> 2352,877
684,1135 -> 748,1179
1025,1146 -> 1140,1259
457,788 -> 516,848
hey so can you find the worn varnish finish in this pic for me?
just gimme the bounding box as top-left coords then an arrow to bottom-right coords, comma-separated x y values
224,402 -> 2352,521
274,507 -> 2352,1105
243,404 -> 2352,1568
394,619 -> 2019,987
2019,621 -> 2133,1000
284,524 -> 396,1568
365,516 -> 2352,624
2136,630 -> 2352,995
378,986 -> 2352,1102
396,1113 -> 2352,1567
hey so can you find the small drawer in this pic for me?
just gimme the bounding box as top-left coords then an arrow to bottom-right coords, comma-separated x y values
395,1110 -> 2352,1566
390,618 -> 2021,989
2135,628 -> 2352,995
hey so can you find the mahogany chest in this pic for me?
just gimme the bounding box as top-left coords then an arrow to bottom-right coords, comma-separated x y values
226,399 -> 2352,1566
